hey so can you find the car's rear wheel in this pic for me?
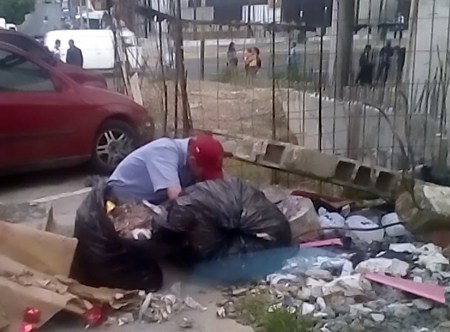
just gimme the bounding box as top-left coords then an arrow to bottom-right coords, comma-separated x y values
91,120 -> 138,174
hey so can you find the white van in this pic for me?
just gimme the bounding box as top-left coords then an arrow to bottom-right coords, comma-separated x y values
6,24 -> 17,31
44,29 -> 114,70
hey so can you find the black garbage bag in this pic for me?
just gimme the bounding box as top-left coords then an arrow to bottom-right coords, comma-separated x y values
70,181 -> 166,292
166,178 -> 292,274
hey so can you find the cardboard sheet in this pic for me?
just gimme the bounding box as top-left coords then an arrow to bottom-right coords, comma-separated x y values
0,221 -> 140,332
0,220 -> 77,276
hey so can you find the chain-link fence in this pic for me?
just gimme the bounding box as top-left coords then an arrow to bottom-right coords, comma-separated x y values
114,0 -> 450,187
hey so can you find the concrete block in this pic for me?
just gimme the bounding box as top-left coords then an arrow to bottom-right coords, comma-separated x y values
0,202 -> 53,231
334,160 -> 358,182
284,147 -> 339,179
216,133 -> 401,200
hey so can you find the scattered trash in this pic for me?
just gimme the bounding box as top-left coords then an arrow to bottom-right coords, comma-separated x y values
83,305 -> 105,328
318,208 -> 346,236
216,307 -> 226,318
389,243 -> 417,253
301,302 -> 315,315
381,213 -> 409,237
266,273 -> 297,285
355,258 -> 409,277
117,313 -> 134,326
179,317 -> 193,329
300,238 -> 344,248
23,308 -> 40,325
184,297 -> 207,312
167,178 -> 292,267
346,215 -> 384,243
417,244 -> 450,272
72,181 -> 164,291
277,196 -> 322,242
363,273 -> 446,304
107,202 -> 154,239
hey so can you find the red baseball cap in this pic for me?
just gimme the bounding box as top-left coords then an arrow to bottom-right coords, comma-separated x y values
188,134 -> 224,181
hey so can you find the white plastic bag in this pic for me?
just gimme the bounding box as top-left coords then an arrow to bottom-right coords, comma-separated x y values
346,215 -> 384,243
318,207 -> 346,236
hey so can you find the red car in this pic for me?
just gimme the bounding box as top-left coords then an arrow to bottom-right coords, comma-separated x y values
0,29 -> 107,88
0,41 -> 154,175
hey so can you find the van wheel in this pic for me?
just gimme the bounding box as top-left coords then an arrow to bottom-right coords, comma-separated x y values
91,120 -> 138,174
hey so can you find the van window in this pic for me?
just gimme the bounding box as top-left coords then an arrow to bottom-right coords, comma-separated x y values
0,49 -> 54,92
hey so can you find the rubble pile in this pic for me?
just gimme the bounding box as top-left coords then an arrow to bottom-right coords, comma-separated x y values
216,241 -> 450,331
198,188 -> 450,331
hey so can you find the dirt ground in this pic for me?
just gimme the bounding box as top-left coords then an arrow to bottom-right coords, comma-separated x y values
141,79 -> 298,144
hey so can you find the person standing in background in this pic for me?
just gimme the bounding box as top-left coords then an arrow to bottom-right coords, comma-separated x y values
376,40 -> 394,84
66,39 -> 84,67
287,42 -> 298,68
356,44 -> 374,86
227,42 -> 238,67
244,47 -> 252,76
52,39 -> 62,60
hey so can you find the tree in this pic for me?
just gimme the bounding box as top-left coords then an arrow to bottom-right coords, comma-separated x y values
0,0 -> 35,25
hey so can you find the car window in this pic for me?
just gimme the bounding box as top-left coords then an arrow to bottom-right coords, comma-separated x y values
0,49 -> 55,92
0,33 -> 55,64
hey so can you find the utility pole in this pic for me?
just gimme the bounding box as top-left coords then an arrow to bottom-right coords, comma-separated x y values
85,0 -> 90,29
335,0 -> 355,98
174,0 -> 191,136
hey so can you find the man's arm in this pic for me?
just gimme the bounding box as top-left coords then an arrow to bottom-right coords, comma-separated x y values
145,145 -> 182,200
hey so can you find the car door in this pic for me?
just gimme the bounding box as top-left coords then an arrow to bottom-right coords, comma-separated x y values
0,46 -> 86,171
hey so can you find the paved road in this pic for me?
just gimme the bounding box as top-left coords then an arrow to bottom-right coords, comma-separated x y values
20,0 -> 62,36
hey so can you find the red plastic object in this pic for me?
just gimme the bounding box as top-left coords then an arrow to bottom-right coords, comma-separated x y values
19,323 -> 35,332
83,305 -> 105,327
24,308 -> 41,324
363,273 -> 446,304
300,238 -> 344,248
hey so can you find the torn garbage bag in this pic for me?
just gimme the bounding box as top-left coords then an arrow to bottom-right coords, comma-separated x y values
71,181 -> 164,291
167,178 -> 292,271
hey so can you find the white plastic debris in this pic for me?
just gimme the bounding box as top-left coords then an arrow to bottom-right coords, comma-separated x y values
301,302 -> 316,315
131,228 -> 152,240
117,313 -> 134,326
381,212 -> 409,237
318,208 -> 346,235
305,269 -> 333,281
316,297 -> 327,311
341,260 -> 354,277
266,273 -> 297,285
370,313 -> 385,322
389,243 -> 417,253
216,307 -> 226,318
345,215 -> 384,243
184,296 -> 207,311
322,274 -> 371,297
138,292 -> 153,322
349,304 -> 372,316
355,258 -> 409,277
417,244 -> 449,272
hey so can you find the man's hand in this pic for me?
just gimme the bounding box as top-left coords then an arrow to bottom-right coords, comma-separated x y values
167,186 -> 182,200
